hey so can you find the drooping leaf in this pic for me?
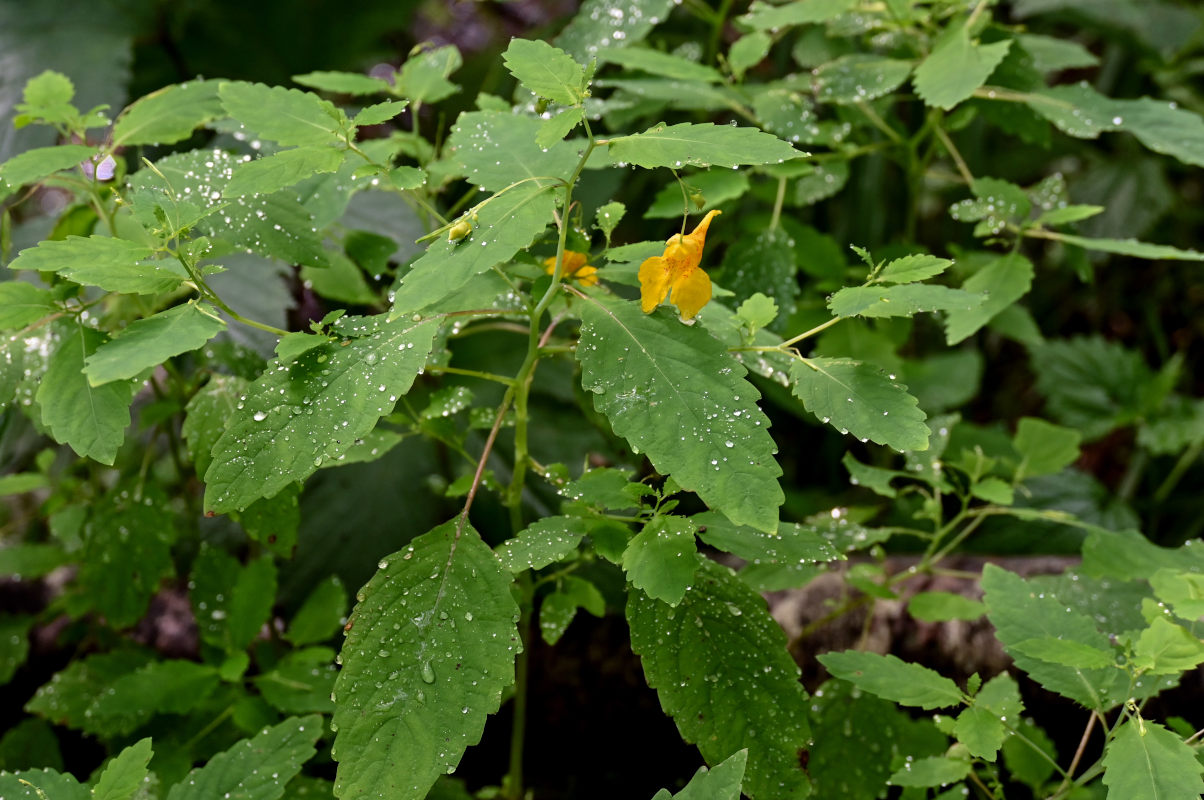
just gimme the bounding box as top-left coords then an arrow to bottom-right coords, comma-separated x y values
90,737 -> 152,800
575,293 -> 784,532
651,750 -> 748,800
84,302 -> 225,385
502,39 -> 586,105
914,24 -> 1011,110
908,591 -> 986,622
285,575 -> 348,647
224,146 -> 346,198
539,575 -> 605,645
814,54 -> 913,105
0,282 -> 56,330
36,325 -> 133,465
887,756 -> 971,788
495,515 -> 589,572
203,316 -> 438,513
828,283 -> 983,319
1046,232 -> 1204,261
9,235 -> 178,295
628,559 -> 812,800
556,0 -> 675,61
788,357 -> 929,451
112,80 -> 225,146
1101,720 -> 1204,800
944,253 -> 1034,345
607,122 -> 803,170
446,111 -> 579,192
332,520 -> 519,800
740,0 -> 856,30
293,71 -> 390,96
395,45 -> 462,106
219,82 -> 347,146
818,651 -> 963,709
165,715 -> 322,800
622,516 -> 699,605
0,144 -> 93,188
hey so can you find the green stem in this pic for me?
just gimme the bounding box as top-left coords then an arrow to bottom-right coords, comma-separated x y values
770,176 -> 787,231
506,572 -> 533,799
780,316 -> 840,348
933,124 -> 975,186
706,0 -> 735,63
424,364 -> 516,386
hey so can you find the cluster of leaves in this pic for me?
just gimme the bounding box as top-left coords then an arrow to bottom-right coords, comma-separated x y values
3,0 -> 1204,799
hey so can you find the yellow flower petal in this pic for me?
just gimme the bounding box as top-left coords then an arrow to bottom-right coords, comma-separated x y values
637,209 -> 721,318
574,265 -> 599,287
671,265 -> 712,320
638,255 -> 672,312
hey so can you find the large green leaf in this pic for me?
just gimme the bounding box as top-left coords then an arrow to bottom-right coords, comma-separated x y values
92,738 -> 153,800
1101,720 -> 1204,800
827,284 -> 983,319
0,144 -> 93,188
112,80 -> 225,147
224,146 -> 347,198
1028,336 -> 1148,440
8,236 -> 178,295
219,82 -> 347,146
190,546 -> 277,653
389,182 -> 554,315
788,358 -> 929,451
556,0 -> 675,60
607,122 -> 803,169
502,39 -> 586,105
332,520 -> 519,800
622,515 -> 699,605
944,253 -> 1034,344
25,650 -> 152,732
495,515 -> 589,572
203,316 -> 438,513
36,325 -> 133,464
575,294 -> 784,532
0,769 -> 86,800
88,661 -> 220,736
813,55 -> 913,105
166,716 -> 322,800
628,559 -> 811,799
651,750 -> 747,800
183,373 -> 249,477
84,302 -> 226,385
913,24 -> 1011,110
953,673 -> 1022,761
693,511 -> 842,591
446,111 -> 578,192
818,651 -> 963,709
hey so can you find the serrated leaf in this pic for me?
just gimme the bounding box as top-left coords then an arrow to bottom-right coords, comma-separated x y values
0,144 -> 93,188
36,325 -> 133,464
26,650 -> 152,731
788,357 -> 929,451
396,45 -> 462,105
575,293 -> 783,532
1011,637 -> 1117,669
646,170 -> 750,219
166,715 -> 322,800
729,33 -> 771,80
814,54 -> 913,105
354,100 -> 409,127
556,0 -> 675,61
203,316 -> 437,513
1047,232 -> 1204,261
1034,204 -> 1104,226
608,122 -> 802,170
286,575 -> 347,646
828,283 -> 983,319
539,575 -> 605,645
1132,617 -> 1204,675
224,146 -> 345,198
495,515 -> 589,572
183,373 -> 248,477
447,111 -> 579,192
1028,336 -> 1149,440
887,756 -> 971,788
1081,529 -> 1204,582
91,737 -> 152,800
255,648 -> 337,714
112,80 -> 225,146
595,201 -> 625,240
1101,720 -> 1204,800
535,108 -> 584,149
623,516 -> 699,605
818,651 -> 962,709
1002,719 -> 1057,790
877,254 -> 953,284
718,229 -> 798,324
0,282 -> 56,330
914,25 -> 1011,110
293,71 -> 390,96
1017,33 -> 1099,72
84,302 -> 225,385
390,183 -> 554,315
740,0 -> 856,30
954,673 -> 1021,760
944,252 -> 1034,345
653,750 -> 747,800
9,235 -> 179,295
694,512 -> 842,577
628,559 -> 811,800
982,564 -> 1122,709
600,47 -> 721,83
1014,417 -> 1080,479
0,769 -> 86,800
503,39 -> 585,105
88,661 -> 220,736
793,160 -> 848,206
332,520 -> 519,800
1150,569 -> 1204,620
909,591 -> 986,622
220,82 -> 346,146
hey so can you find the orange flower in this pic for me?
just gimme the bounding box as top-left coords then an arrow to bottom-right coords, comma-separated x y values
638,209 -> 721,320
544,250 -> 598,287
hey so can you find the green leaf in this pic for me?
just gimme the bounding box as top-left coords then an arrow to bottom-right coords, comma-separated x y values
0,144 -> 93,188
395,45 -> 462,105
740,0 -> 856,30
1101,720 -> 1204,800
818,651 -> 962,709
877,254 -> 953,284
628,559 -> 812,800
793,161 -> 849,206
293,71 -> 390,96
219,82 -> 346,146
909,591 -> 986,622
539,575 -> 605,645
224,146 -> 345,198
954,673 -> 1021,761
0,545 -> 67,579
1014,417 -> 1081,479
600,47 -> 721,83
788,358 -> 929,451
944,253 -> 1035,345
646,170 -> 750,219
286,575 -> 347,646
556,0 -> 675,61
204,316 -> 437,513
651,750 -> 747,800
502,39 -> 586,105
24,650 -> 154,732
1017,33 -> 1099,72
623,516 -> 699,605
447,110 -> 579,192
112,80 -> 225,146
828,283 -> 983,319
390,183 -> 554,314
575,293 -> 784,533
1149,569 -> 1204,620
84,302 -> 225,385
0,282 -> 56,330
495,515 -> 589,572
1082,529 -> 1204,582
88,661 -> 220,736
0,615 -> 33,684
1033,205 -> 1104,226
9,235 -> 179,295
255,648 -> 337,714
1108,97 -> 1204,169
887,756 -> 971,788
814,55 -> 913,105
1132,617 -> 1204,675
301,251 -> 378,307
165,715 -> 322,800
0,717 -> 63,772
0,769 -> 86,800
596,202 -> 626,242
1028,336 -> 1149,440
1011,637 -> 1117,669
718,229 -> 799,324
354,100 -> 409,127
914,24 -> 1011,110
694,512 -> 842,580
535,108 -> 585,149
1045,232 -> 1204,261
332,520 -> 519,800
971,476 -> 1014,505
982,564 -> 1122,709
736,294 -> 779,333
1002,719 -> 1058,790
728,33 -> 771,80
183,374 -> 248,477
37,325 -> 133,464
607,122 -> 802,170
